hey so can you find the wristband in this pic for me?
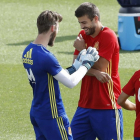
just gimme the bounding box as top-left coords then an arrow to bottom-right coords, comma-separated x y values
66,66 -> 76,75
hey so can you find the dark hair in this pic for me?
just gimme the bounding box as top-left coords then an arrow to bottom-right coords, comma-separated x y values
75,2 -> 100,21
37,10 -> 62,34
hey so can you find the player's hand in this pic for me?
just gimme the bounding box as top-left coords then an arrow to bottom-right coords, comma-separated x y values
73,34 -> 86,51
82,47 -> 99,70
66,49 -> 87,75
94,70 -> 111,83
72,49 -> 86,70
76,49 -> 86,62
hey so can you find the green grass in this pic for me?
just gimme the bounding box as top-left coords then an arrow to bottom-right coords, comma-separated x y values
0,0 -> 139,139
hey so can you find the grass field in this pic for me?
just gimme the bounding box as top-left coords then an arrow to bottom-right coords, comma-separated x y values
0,0 -> 139,139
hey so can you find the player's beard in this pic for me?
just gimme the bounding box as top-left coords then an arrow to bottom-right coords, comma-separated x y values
48,31 -> 56,47
84,25 -> 96,36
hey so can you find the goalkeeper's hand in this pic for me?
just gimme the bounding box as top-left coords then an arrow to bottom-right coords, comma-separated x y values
82,47 -> 99,70
72,49 -> 86,70
66,49 -> 86,75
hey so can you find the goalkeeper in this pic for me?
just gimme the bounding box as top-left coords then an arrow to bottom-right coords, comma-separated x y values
22,10 -> 99,140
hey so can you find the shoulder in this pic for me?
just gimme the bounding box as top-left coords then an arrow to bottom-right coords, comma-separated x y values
100,27 -> 119,49
35,46 -> 58,65
101,27 -> 117,40
133,70 -> 140,78
40,46 -> 55,59
128,70 -> 140,84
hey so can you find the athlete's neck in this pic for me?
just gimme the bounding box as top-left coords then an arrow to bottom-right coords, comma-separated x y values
33,33 -> 51,48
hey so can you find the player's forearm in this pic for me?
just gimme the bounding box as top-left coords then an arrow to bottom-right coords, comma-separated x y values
91,61 -> 107,72
86,59 -> 108,77
54,66 -> 87,88
86,68 -> 99,76
119,99 -> 136,111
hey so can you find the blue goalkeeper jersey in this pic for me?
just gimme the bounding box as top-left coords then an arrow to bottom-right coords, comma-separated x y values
22,42 -> 66,119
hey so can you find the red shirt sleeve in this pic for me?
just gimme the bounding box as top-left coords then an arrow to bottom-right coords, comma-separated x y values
122,72 -> 136,96
98,30 -> 117,61
74,49 -> 80,55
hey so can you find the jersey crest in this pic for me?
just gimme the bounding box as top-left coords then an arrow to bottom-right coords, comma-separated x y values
93,41 -> 99,50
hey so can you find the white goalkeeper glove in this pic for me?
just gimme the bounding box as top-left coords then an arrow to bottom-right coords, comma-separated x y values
81,47 -> 99,70
66,49 -> 86,74
73,49 -> 86,69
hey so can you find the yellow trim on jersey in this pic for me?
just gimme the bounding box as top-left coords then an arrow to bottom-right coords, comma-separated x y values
115,109 -> 121,140
56,117 -> 68,140
47,73 -> 58,119
106,60 -> 121,140
106,59 -> 116,109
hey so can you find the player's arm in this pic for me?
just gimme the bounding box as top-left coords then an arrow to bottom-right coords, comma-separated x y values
90,56 -> 109,72
73,55 -> 111,83
54,47 -> 99,88
54,66 -> 87,88
87,56 -> 111,83
117,91 -> 136,111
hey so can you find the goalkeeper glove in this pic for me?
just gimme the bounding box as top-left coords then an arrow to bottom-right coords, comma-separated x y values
66,49 -> 86,74
82,47 -> 99,70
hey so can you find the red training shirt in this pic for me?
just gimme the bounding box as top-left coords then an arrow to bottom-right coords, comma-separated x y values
74,27 -> 121,109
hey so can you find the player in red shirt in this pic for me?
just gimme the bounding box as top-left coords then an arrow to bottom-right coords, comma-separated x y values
70,2 -> 123,140
118,70 -> 140,140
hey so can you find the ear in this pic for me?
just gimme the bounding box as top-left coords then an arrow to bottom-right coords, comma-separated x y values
51,25 -> 56,32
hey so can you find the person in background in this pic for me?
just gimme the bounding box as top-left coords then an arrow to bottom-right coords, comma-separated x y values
118,70 -> 140,140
